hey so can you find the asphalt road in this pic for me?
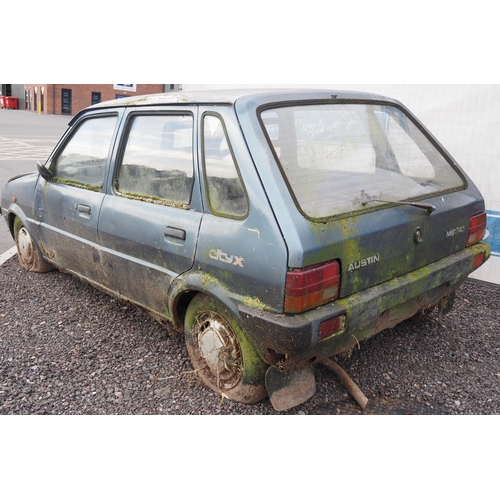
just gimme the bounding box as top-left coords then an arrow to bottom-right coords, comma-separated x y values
0,109 -> 69,253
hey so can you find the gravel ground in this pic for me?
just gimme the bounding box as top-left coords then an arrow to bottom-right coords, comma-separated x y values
1,255 -> 499,415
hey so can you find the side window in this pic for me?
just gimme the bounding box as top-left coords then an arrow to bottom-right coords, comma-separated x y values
203,114 -> 248,218
52,115 -> 117,191
115,114 -> 194,208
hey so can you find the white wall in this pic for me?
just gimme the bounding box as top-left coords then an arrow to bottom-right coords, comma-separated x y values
184,84 -> 500,284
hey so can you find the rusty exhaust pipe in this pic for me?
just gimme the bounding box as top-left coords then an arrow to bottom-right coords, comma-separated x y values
319,358 -> 369,410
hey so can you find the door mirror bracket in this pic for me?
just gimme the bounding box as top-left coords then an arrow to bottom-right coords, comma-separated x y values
37,161 -> 54,181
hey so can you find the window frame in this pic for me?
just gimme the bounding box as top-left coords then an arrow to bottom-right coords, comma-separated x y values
258,99 -> 468,222
112,110 -> 196,209
48,112 -> 119,192
201,111 -> 249,220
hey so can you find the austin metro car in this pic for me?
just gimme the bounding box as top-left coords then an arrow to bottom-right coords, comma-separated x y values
0,89 -> 490,411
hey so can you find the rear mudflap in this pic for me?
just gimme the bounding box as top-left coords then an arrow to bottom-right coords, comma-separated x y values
265,364 -> 316,412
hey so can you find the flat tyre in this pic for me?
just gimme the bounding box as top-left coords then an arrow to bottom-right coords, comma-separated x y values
184,294 -> 267,404
14,217 -> 54,273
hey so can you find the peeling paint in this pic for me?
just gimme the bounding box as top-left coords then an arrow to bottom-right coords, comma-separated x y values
246,227 -> 261,239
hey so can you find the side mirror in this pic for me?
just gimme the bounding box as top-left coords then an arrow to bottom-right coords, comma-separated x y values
37,161 -> 54,181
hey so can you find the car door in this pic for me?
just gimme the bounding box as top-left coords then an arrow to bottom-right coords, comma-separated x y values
33,112 -> 120,284
97,108 -> 203,314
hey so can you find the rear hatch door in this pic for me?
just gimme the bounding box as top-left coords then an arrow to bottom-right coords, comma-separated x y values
257,99 -> 484,297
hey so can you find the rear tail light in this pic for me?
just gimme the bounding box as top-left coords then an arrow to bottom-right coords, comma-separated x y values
319,315 -> 346,341
466,212 -> 487,247
285,260 -> 340,314
472,252 -> 486,270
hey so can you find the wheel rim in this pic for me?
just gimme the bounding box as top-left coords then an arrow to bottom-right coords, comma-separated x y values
193,310 -> 242,390
17,227 -> 35,268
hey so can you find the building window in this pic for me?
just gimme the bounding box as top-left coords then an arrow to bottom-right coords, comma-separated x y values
61,89 -> 72,115
91,92 -> 101,106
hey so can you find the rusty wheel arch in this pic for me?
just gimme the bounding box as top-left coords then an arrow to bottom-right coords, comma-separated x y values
7,212 -> 17,238
173,290 -> 200,333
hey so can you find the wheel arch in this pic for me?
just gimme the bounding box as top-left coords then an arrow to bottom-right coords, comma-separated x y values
8,208 -> 24,238
172,289 -> 199,333
10,210 -> 42,252
8,212 -> 16,237
169,271 -> 244,333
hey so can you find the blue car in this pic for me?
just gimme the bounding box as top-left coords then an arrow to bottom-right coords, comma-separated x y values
1,89 -> 490,410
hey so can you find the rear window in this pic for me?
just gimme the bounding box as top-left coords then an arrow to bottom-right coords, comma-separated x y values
261,103 -> 464,220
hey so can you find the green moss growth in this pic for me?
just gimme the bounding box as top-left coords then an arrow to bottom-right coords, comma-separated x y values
53,177 -> 102,192
241,296 -> 266,310
115,189 -> 190,210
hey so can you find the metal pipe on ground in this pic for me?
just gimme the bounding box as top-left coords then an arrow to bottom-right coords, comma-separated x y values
319,358 -> 369,410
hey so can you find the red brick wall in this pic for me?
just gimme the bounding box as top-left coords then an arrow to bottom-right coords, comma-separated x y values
24,84 -> 165,115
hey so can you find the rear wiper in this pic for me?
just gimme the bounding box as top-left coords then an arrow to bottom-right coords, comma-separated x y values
362,199 -> 436,213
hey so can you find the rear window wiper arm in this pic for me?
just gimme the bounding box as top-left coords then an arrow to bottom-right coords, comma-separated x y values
362,199 -> 436,213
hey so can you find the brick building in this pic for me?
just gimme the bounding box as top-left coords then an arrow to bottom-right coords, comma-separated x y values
19,84 -> 179,115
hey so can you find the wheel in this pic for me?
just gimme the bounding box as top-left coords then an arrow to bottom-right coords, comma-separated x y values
184,294 -> 268,404
13,217 -> 54,273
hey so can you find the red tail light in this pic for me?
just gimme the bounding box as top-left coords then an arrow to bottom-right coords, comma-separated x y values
319,315 -> 346,341
472,252 -> 486,270
466,212 -> 487,247
285,260 -> 340,314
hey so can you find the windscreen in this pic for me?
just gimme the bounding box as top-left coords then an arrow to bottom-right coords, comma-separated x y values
261,103 -> 465,219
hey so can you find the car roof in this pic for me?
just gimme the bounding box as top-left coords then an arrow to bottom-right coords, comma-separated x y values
88,88 -> 393,110
71,88 -> 399,126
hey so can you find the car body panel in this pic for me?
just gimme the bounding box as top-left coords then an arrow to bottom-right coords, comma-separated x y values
240,241 -> 490,370
34,178 -> 106,283
97,195 -> 203,313
1,172 -> 38,228
192,105 -> 288,313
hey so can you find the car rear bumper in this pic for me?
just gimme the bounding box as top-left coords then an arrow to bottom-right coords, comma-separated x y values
239,242 -> 490,371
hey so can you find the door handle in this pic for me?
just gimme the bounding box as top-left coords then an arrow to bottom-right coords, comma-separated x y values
164,226 -> 186,241
76,204 -> 91,215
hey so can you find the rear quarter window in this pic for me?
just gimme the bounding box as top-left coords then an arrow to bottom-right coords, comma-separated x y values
202,114 -> 248,219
